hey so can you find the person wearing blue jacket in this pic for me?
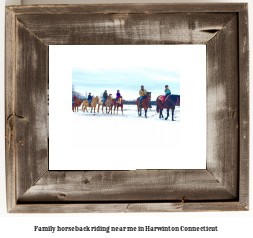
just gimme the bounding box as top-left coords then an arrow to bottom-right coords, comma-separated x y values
88,93 -> 92,106
162,85 -> 171,103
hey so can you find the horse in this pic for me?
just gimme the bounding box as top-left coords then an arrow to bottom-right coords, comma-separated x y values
82,96 -> 99,113
114,96 -> 123,115
97,94 -> 114,114
72,99 -> 82,112
156,94 -> 180,121
136,92 -> 151,118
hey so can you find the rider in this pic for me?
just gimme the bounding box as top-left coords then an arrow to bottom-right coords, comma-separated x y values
162,85 -> 171,103
114,90 -> 121,105
73,95 -> 77,101
88,93 -> 92,106
139,85 -> 147,106
103,90 -> 108,106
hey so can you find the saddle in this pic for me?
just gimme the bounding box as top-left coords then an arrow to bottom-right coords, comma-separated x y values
158,95 -> 169,102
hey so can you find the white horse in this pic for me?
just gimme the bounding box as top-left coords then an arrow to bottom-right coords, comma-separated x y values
97,94 -> 114,114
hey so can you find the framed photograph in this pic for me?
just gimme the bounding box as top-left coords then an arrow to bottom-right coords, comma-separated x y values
5,3 -> 249,213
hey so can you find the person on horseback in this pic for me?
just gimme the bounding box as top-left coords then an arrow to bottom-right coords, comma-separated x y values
139,85 -> 147,106
88,93 -> 92,106
103,90 -> 108,106
162,85 -> 171,103
114,90 -> 121,105
73,95 -> 77,101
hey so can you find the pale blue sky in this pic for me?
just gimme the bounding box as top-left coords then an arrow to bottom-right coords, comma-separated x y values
72,67 -> 180,100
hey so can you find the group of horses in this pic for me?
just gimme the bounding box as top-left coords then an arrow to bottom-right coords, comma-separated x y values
137,92 -> 180,121
72,92 -> 180,121
73,94 -> 124,115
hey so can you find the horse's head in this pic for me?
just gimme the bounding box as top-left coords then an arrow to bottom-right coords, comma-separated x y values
147,92 -> 151,100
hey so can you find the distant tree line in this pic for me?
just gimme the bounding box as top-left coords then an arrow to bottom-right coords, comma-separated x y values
72,85 -> 86,100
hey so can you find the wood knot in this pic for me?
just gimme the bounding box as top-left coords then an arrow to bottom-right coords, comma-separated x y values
19,140 -> 24,146
57,193 -> 66,199
84,179 -> 90,184
182,196 -> 186,203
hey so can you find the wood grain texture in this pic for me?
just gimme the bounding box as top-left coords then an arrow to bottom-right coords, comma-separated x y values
5,7 -> 16,212
15,20 -> 48,200
238,4 -> 249,209
206,16 -> 239,198
18,170 -> 236,202
7,3 -> 246,15
5,3 -> 249,213
10,202 -> 247,213
16,13 -> 236,45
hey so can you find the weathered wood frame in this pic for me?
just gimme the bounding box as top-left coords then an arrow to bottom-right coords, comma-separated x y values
5,4 -> 249,213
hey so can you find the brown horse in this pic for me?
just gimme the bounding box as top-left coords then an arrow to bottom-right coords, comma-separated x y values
72,100 -> 82,112
114,96 -> 123,115
136,92 -> 151,118
97,94 -> 114,114
82,96 -> 99,113
156,94 -> 180,121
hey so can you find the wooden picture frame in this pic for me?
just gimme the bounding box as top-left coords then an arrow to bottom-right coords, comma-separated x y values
5,3 -> 249,213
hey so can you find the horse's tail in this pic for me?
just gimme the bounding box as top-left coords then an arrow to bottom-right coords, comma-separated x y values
156,104 -> 159,113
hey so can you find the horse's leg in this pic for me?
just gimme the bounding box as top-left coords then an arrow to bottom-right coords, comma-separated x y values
165,109 -> 169,120
145,109 -> 147,118
172,109 -> 174,121
139,107 -> 142,116
160,109 -> 163,118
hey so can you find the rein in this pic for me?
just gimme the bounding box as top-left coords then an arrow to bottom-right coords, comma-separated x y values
177,97 -> 180,106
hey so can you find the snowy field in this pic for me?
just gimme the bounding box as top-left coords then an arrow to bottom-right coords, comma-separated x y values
71,105 -> 180,170
72,104 -> 180,122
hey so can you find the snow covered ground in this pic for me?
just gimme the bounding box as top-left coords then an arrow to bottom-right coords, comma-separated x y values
72,104 -> 180,122
71,105 -> 180,170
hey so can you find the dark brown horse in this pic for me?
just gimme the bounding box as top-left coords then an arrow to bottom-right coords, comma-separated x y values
156,95 -> 180,121
114,96 -> 123,115
72,99 -> 82,112
136,92 -> 151,118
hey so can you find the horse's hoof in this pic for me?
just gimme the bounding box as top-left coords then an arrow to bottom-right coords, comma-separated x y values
165,118 -> 168,120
